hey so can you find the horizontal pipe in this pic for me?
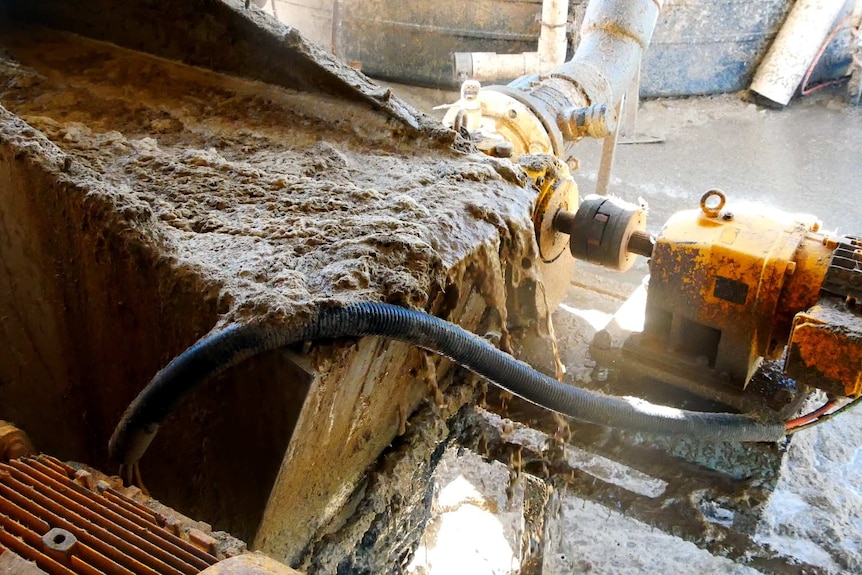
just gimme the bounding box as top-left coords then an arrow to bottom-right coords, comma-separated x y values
455,51 -> 542,82
453,0 -> 568,81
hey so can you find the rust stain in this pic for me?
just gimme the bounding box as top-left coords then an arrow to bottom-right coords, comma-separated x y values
787,306 -> 862,397
582,22 -> 647,49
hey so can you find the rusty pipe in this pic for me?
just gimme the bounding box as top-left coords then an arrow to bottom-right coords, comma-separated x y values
558,0 -> 663,108
485,0 -> 662,153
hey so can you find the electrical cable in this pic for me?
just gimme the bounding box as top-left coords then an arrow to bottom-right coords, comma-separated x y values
801,13 -> 853,96
786,395 -> 862,434
109,302 -> 786,466
785,399 -> 838,430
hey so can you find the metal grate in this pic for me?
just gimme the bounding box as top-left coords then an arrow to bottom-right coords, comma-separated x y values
0,455 -> 219,575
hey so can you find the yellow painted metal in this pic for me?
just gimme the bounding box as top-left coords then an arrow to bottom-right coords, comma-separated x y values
442,89 -> 554,157
786,301 -> 862,398
513,154 -> 579,310
519,154 -> 579,264
642,195 -> 830,388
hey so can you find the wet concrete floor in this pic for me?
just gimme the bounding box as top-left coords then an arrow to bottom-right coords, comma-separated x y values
576,91 -> 861,239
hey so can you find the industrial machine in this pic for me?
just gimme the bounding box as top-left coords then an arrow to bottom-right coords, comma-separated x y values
438,0 -> 862,428
1,0 -> 861,573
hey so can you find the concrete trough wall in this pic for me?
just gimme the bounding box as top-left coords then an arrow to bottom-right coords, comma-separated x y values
0,8 -> 558,568
0,106 -> 308,543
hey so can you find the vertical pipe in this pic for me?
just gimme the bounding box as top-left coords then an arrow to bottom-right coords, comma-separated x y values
595,102 -> 622,195
454,0 -> 569,81
538,0 -> 569,69
331,0 -> 343,56
750,0 -> 847,106
511,0 -> 662,146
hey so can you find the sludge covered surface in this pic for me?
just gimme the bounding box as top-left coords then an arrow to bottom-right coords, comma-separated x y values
0,26 -> 548,555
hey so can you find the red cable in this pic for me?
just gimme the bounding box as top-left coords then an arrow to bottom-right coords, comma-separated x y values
785,400 -> 837,430
801,13 -> 854,96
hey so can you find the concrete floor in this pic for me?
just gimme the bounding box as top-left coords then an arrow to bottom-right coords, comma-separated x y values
576,91 -> 862,285
392,85 -> 862,574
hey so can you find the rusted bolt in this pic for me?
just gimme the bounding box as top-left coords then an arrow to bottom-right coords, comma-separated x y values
491,141 -> 514,158
0,421 -> 33,461
594,367 -> 609,382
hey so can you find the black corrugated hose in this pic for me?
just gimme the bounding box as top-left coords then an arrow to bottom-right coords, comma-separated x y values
109,302 -> 786,465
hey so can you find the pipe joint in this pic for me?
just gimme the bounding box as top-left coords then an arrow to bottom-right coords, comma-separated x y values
558,102 -> 617,140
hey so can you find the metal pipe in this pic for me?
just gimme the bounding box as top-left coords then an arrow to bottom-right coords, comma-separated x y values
331,0 -> 343,57
483,0 -> 662,157
561,0 -> 662,107
444,0 -> 662,157
453,0 -> 569,82
538,0 -> 570,68
750,0 -> 846,106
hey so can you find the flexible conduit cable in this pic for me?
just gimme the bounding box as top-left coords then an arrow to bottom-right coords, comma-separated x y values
109,302 -> 786,465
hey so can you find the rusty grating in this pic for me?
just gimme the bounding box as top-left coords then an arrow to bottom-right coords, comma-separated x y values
0,455 -> 219,575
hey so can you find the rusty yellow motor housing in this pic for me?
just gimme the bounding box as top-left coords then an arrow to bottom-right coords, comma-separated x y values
784,236 -> 862,398
630,190 -> 861,402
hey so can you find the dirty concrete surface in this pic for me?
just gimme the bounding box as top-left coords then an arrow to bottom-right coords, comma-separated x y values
0,24 -> 557,565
